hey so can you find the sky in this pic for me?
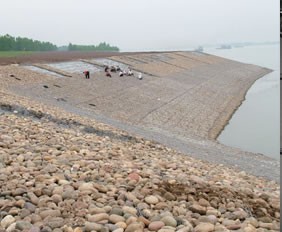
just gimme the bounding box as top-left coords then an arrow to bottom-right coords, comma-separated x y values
0,0 -> 279,51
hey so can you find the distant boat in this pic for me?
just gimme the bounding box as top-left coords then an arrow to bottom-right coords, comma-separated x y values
216,45 -> 232,49
194,46 -> 204,52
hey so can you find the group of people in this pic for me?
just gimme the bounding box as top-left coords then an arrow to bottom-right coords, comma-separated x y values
104,65 -> 134,78
83,65 -> 143,80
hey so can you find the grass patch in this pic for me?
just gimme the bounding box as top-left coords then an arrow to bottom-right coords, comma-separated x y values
0,51 -> 34,58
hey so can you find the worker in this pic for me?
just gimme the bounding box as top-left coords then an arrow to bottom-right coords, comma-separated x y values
106,71 -> 112,78
128,68 -> 133,76
138,72 -> 143,80
83,70 -> 90,79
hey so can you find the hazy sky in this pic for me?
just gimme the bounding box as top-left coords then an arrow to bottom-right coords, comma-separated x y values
1,0 -> 279,51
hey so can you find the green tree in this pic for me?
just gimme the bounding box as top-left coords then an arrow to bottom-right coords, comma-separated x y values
68,42 -> 119,51
0,34 -> 16,51
0,34 -> 58,51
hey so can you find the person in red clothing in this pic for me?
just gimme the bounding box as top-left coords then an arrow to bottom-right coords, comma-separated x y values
83,70 -> 90,79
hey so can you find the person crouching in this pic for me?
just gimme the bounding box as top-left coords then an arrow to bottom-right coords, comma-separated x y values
106,71 -> 112,78
83,70 -> 90,79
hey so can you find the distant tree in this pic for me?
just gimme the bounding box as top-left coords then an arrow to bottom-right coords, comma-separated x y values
0,34 -> 16,51
58,45 -> 68,51
0,34 -> 119,52
68,42 -> 119,52
0,34 -> 57,51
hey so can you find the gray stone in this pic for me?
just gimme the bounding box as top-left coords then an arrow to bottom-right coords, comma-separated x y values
45,217 -> 65,229
161,216 -> 177,227
16,220 -> 32,230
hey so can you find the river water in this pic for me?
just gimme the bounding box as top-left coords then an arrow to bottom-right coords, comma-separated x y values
205,44 -> 279,160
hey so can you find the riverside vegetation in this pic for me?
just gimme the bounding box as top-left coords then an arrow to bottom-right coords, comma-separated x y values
0,34 -> 119,52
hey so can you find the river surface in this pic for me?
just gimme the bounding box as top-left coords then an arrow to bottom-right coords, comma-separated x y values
205,44 -> 279,160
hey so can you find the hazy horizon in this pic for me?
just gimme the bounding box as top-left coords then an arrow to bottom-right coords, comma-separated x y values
1,0 -> 279,51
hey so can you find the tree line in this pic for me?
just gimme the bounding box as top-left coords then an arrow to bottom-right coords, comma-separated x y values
0,34 -> 57,51
0,34 -> 120,52
68,42 -> 119,51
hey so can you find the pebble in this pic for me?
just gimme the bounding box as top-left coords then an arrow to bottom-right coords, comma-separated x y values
15,220 -> 32,230
198,198 -> 210,207
158,227 -> 175,232
128,172 -> 140,182
109,214 -> 125,223
148,221 -> 165,231
176,226 -> 192,232
45,217 -> 65,229
113,228 -> 124,232
198,215 -> 217,225
40,209 -> 61,219
29,226 -> 41,232
124,222 -> 144,232
164,192 -> 176,201
87,213 -> 109,222
194,223 -> 214,232
189,204 -> 206,215
0,215 -> 15,229
73,228 -> 83,232
6,223 -> 16,232
145,195 -> 159,204
115,221 -> 127,229
111,208 -> 124,216
84,222 -> 103,232
122,206 -> 137,216
161,216 -> 177,227
226,224 -> 241,230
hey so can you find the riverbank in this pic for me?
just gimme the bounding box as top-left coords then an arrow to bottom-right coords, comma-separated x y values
0,90 -> 280,232
0,51 -> 280,231
1,52 -> 279,181
206,44 -> 280,159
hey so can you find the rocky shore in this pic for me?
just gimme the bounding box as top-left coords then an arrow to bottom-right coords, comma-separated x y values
0,87 -> 280,232
0,52 -> 280,231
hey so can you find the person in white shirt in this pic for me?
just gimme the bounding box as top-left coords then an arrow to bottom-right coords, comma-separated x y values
138,72 -> 143,80
128,69 -> 133,76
